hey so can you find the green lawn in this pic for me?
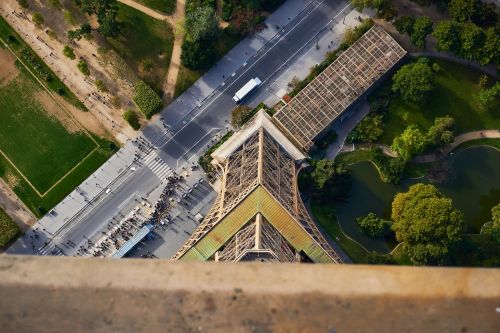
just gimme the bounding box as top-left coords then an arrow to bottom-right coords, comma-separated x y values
374,59 -> 500,145
135,0 -> 176,14
0,62 -> 115,217
109,3 -> 174,94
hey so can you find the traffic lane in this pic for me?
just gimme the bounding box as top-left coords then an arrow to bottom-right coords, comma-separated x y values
53,167 -> 160,254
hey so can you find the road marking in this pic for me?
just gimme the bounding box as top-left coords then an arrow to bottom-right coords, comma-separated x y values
159,0 -> 329,151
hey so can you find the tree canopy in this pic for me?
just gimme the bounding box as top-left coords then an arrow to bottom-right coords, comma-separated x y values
231,105 -> 252,128
392,61 -> 434,102
309,160 -> 351,204
78,0 -> 120,38
411,16 -> 433,48
356,212 -> 393,238
184,6 -> 219,42
349,114 -> 384,143
448,0 -> 475,22
481,203 -> 500,243
426,116 -> 455,146
391,125 -> 427,160
391,183 -> 464,265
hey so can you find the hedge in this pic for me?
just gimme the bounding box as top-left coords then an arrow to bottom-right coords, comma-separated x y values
133,81 -> 163,118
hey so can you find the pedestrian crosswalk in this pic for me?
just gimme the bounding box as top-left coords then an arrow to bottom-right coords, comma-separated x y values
143,151 -> 174,180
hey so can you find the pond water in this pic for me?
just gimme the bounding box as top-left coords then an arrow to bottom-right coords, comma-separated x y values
335,146 -> 500,253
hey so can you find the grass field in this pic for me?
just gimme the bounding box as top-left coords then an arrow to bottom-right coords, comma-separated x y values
0,16 -> 86,111
0,59 -> 115,217
109,3 -> 174,94
374,59 -> 500,145
135,0 -> 176,14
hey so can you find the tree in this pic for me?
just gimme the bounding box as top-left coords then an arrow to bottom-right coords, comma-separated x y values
32,13 -> 45,28
481,203 -> 500,243
477,27 -> 500,65
391,183 -> 464,265
391,125 -> 427,160
356,212 -> 393,238
411,16 -> 433,48
460,23 -> 484,60
392,61 -> 434,102
312,162 -> 351,204
77,60 -> 90,76
426,116 -> 455,146
350,0 -> 393,17
181,38 -> 216,70
95,79 -> 108,92
78,0 -> 121,38
471,2 -> 498,28
475,82 -> 500,111
67,23 -> 92,41
231,105 -> 252,128
349,114 -> 384,143
432,21 -> 462,53
184,6 -> 219,42
311,159 -> 336,190
123,110 -> 141,130
448,0 -> 475,22
394,16 -> 415,35
63,45 -> 76,60
17,0 -> 29,9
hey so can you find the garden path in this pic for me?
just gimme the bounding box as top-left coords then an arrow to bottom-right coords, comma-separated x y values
339,130 -> 500,163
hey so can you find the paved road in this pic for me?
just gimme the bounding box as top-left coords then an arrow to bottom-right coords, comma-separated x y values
8,0 -> 355,257
145,0 -> 351,169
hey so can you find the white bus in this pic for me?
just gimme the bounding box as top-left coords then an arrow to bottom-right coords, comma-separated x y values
232,77 -> 262,103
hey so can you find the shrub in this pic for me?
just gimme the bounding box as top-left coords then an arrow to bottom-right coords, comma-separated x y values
32,13 -> 45,28
77,60 -> 90,76
20,48 -> 53,82
133,81 -> 163,118
63,45 -> 76,59
0,209 -> 21,246
392,61 -> 434,102
356,212 -> 393,238
199,131 -> 234,173
140,59 -> 154,72
64,10 -> 76,26
123,110 -> 141,130
95,79 -> 108,92
394,16 -> 415,35
432,63 -> 441,72
349,114 -> 384,143
17,0 -> 29,9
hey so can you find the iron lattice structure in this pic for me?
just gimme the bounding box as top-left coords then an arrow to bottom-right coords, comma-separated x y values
274,25 -> 407,151
173,111 -> 342,263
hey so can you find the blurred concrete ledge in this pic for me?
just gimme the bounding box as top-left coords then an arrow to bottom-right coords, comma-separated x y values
0,255 -> 499,333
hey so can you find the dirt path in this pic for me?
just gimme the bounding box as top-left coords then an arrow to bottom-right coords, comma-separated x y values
0,178 -> 36,231
340,130 -> 500,163
0,1 -> 134,143
162,0 -> 185,102
117,0 -> 170,22
414,130 -> 500,163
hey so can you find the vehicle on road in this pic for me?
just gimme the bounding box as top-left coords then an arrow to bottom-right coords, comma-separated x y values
232,78 -> 262,103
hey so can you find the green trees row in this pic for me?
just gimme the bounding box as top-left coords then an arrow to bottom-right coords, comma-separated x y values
394,16 -> 433,48
432,21 -> 499,65
181,6 -> 219,70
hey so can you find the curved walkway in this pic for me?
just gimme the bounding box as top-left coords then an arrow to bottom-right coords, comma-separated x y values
414,130 -> 500,163
340,130 -> 500,163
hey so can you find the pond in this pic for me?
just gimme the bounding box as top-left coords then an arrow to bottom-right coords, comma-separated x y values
336,146 -> 500,253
